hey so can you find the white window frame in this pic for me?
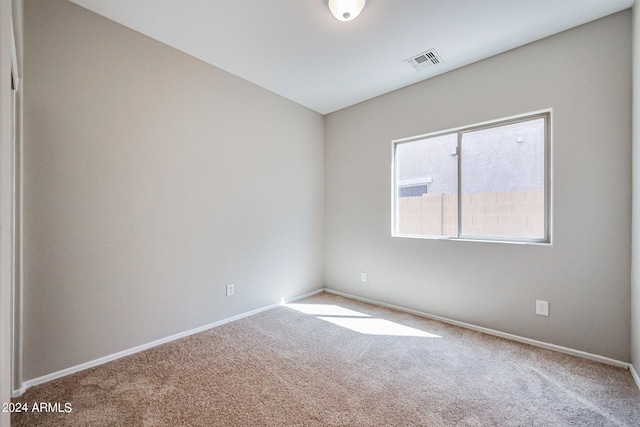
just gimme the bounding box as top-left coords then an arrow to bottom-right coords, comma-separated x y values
391,110 -> 552,245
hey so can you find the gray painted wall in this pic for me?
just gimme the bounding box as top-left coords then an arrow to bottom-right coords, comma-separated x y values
631,4 -> 639,373
23,0 -> 324,380
325,11 -> 632,361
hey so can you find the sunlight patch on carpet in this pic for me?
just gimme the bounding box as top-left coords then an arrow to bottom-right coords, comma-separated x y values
318,317 -> 442,337
285,304 -> 371,317
286,303 -> 441,338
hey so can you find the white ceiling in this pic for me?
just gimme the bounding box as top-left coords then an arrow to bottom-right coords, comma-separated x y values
68,0 -> 634,114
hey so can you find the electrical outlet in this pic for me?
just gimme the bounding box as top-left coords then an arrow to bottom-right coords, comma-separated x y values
361,272 -> 367,283
536,300 -> 549,316
226,284 -> 234,297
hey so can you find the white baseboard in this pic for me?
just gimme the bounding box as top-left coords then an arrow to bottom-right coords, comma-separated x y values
11,386 -> 26,399
15,287 -> 635,397
16,289 -> 324,396
630,364 -> 640,392
323,288 -> 631,370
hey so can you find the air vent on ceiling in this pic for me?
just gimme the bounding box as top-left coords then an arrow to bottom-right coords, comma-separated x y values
405,49 -> 443,72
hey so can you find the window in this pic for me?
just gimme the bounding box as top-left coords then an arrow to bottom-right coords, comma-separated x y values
392,111 -> 550,243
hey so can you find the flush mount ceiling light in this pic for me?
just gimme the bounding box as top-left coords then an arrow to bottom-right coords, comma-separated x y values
328,0 -> 366,22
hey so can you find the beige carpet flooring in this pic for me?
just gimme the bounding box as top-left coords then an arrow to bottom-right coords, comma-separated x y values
12,292 -> 640,426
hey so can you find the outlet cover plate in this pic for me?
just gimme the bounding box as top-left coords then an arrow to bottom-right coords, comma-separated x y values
536,300 -> 549,316
226,284 -> 234,297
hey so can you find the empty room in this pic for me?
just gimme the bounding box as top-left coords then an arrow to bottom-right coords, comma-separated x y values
1,0 -> 640,425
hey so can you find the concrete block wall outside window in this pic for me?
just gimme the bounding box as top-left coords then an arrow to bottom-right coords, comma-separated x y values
398,190 -> 544,238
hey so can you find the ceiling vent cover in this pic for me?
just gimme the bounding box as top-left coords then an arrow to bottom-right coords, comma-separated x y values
405,49 -> 443,72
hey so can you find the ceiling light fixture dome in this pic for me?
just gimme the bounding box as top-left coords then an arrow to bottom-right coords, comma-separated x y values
328,0 -> 366,22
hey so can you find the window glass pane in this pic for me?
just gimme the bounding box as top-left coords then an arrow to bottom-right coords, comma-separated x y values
460,118 -> 545,239
396,133 -> 458,237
